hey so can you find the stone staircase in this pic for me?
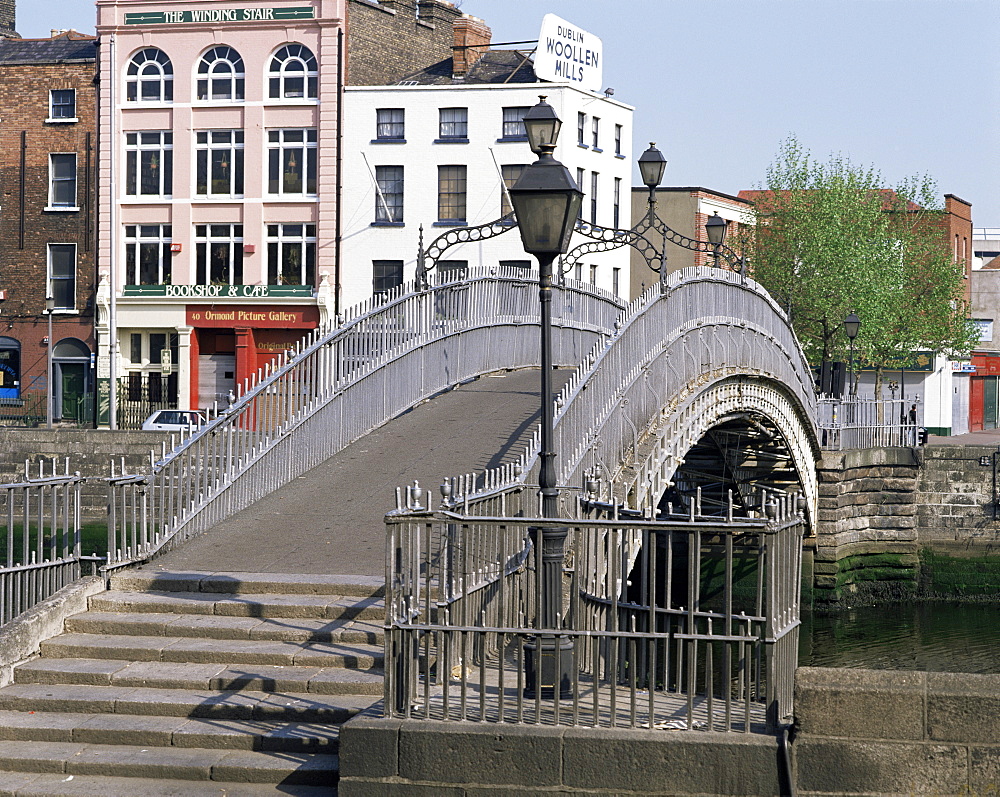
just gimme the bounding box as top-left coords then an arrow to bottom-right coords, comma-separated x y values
0,570 -> 385,795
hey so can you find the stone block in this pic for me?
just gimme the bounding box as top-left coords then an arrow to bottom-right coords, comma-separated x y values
795,739 -> 968,795
795,667 -> 925,740
969,746 -> 1000,794
398,721 -> 564,788
340,782 -> 464,797
337,714 -> 401,780
561,727 -> 780,795
926,672 -> 1000,743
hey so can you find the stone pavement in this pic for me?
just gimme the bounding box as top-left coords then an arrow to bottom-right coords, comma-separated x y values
928,428 -> 1000,446
154,368 -> 561,578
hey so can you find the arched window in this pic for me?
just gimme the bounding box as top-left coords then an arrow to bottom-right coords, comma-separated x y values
125,48 -> 173,102
269,44 -> 317,100
197,46 -> 245,102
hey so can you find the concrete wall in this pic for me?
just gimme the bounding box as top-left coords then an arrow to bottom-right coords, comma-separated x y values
339,667 -> 1000,796
1,428 -> 168,516
795,666 -> 1000,796
917,445 -> 1000,556
339,712 -> 783,796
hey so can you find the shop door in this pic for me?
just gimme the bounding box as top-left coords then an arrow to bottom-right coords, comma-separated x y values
198,354 -> 235,410
59,364 -> 86,420
985,377 -> 998,430
971,377 -> 984,431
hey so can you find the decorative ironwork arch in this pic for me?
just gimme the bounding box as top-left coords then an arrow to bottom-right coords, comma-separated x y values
415,215 -> 517,289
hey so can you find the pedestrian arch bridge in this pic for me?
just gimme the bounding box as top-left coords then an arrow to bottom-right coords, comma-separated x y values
103,264 -> 820,571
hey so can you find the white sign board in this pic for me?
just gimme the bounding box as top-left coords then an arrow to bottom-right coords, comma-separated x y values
534,14 -> 603,94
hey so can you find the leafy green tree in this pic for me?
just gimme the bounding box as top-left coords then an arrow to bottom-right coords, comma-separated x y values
743,136 -> 977,396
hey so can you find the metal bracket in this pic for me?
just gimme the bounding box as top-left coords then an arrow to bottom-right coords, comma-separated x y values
416,215 -> 518,289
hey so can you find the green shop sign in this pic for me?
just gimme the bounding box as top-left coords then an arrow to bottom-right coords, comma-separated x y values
123,284 -> 314,299
124,7 -> 315,25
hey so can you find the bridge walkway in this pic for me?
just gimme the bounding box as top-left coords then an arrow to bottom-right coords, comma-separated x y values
151,368 -> 564,577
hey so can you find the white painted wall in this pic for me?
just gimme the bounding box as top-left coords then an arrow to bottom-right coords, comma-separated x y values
342,82 -> 633,310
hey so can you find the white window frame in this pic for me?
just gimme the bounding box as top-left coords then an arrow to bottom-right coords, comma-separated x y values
437,165 -> 467,223
47,243 -> 77,312
124,225 -> 173,286
195,130 -> 245,197
501,107 -> 529,140
375,108 -> 405,141
195,224 -> 244,286
267,128 -> 317,197
47,153 -> 78,211
267,223 -> 316,286
47,88 -> 77,123
500,164 -> 526,217
125,48 -> 173,103
374,165 -> 404,223
268,43 -> 318,100
196,45 -> 245,102
438,108 -> 468,140
124,131 -> 173,197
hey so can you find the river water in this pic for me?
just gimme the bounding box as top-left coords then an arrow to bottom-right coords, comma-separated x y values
798,601 -> 1000,674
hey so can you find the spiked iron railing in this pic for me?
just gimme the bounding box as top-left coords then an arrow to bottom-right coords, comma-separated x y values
0,460 -> 94,625
385,488 -> 805,731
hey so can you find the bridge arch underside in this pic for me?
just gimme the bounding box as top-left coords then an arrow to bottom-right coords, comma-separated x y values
617,375 -> 819,528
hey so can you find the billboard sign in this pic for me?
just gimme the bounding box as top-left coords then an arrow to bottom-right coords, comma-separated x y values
534,14 -> 603,94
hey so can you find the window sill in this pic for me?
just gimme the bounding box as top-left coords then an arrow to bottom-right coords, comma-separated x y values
434,138 -> 469,145
44,206 -> 80,213
592,147 -> 603,153
496,136 -> 528,144
192,196 -> 246,202
371,138 -> 407,144
614,154 -> 626,160
45,117 -> 78,124
433,220 -> 467,227
577,143 -> 589,149
51,309 -> 79,315
371,221 -> 405,227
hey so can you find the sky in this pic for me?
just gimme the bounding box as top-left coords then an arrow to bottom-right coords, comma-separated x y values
17,0 -> 1000,223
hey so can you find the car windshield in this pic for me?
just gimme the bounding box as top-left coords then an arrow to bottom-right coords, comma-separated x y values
158,411 -> 196,425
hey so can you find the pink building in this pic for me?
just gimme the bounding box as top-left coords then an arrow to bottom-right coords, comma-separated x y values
95,0 -> 344,425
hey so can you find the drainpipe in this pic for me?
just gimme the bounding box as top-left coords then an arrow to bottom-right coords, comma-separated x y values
107,33 -> 118,429
334,27 -> 344,316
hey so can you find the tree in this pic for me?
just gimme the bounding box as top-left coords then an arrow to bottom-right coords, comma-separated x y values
742,136 -> 977,396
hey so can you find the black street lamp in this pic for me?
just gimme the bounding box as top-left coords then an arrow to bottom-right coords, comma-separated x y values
508,96 -> 582,699
705,212 -> 728,268
844,312 -> 860,397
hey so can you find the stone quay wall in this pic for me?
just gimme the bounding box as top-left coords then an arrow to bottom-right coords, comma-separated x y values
812,445 -> 1000,603
339,667 -> 1000,795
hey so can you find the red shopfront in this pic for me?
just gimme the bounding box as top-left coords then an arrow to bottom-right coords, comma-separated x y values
186,305 -> 319,409
969,352 -> 1000,431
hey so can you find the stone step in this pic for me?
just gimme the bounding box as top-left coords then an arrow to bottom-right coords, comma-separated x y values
0,710 -> 340,753
0,772 -> 334,796
0,683 -> 378,722
16,657 -> 384,695
89,589 -> 384,622
110,569 -> 384,598
39,633 -> 383,669
66,610 -> 380,644
0,739 -> 337,786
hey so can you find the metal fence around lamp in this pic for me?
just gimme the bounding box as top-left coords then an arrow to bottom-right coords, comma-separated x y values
508,98 -> 582,699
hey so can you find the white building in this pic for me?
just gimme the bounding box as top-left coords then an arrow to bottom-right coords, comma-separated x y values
341,39 -> 633,309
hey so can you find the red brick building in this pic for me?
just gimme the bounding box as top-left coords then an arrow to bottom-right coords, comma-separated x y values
0,30 -> 97,424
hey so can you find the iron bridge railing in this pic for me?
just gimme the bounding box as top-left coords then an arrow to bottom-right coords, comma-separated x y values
385,487 -> 804,732
817,396 -> 922,450
103,268 -> 625,573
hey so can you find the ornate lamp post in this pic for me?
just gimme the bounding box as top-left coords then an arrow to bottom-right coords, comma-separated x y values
844,312 -> 860,397
508,97 -> 582,699
705,212 -> 729,268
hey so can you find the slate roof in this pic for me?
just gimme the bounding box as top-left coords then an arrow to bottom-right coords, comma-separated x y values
397,48 -> 538,86
0,33 -> 96,65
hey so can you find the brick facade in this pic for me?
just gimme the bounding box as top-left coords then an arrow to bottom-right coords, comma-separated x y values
346,0 -> 461,85
0,35 -> 97,421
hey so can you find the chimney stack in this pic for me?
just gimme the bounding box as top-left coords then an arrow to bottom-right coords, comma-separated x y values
452,15 -> 491,77
0,0 -> 17,38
